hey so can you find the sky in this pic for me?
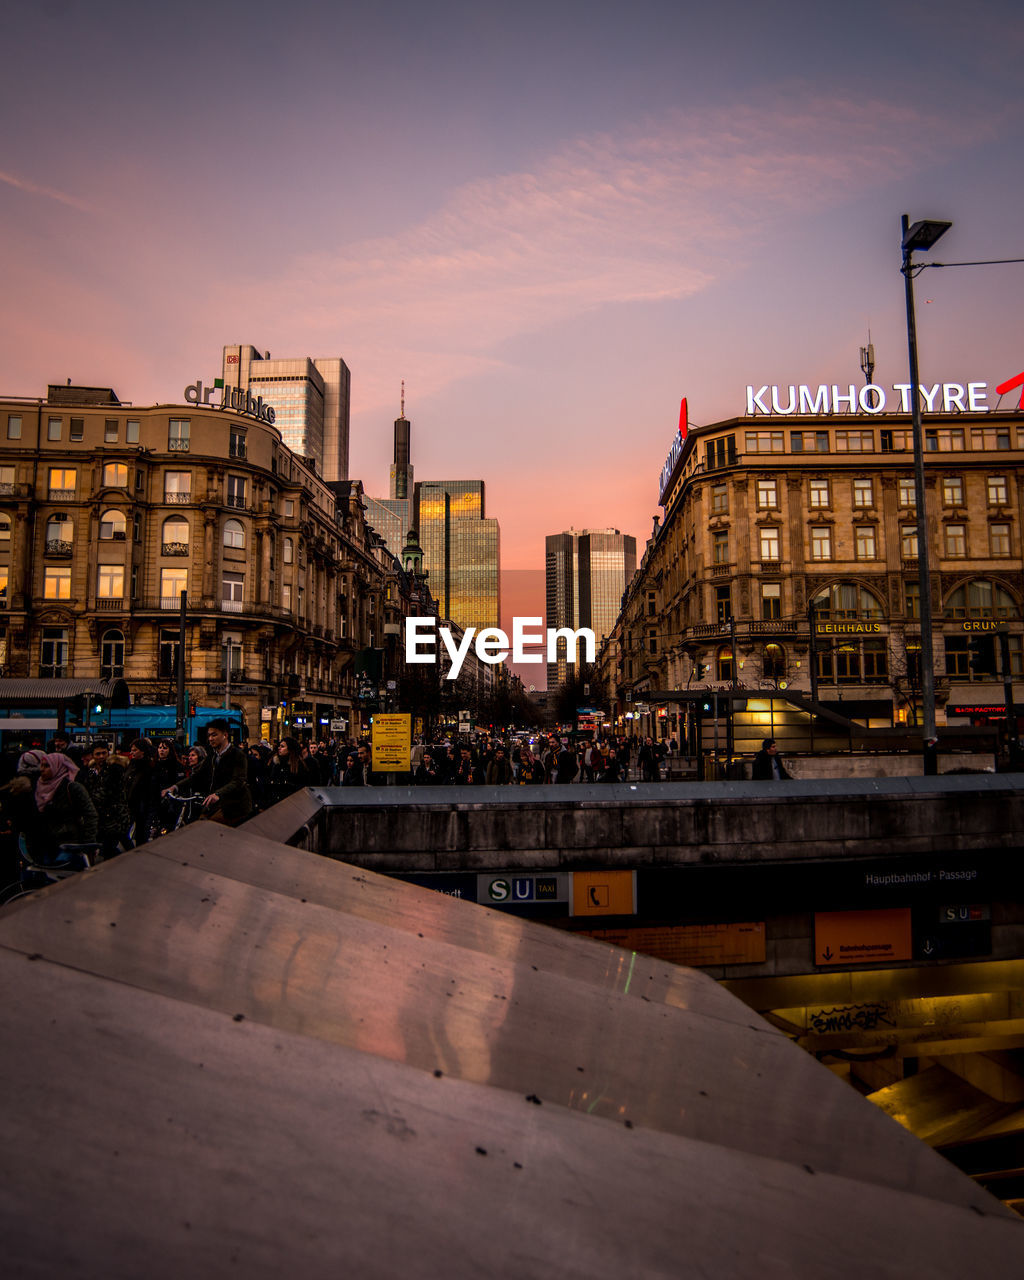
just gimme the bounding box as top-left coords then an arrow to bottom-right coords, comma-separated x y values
2,0 -> 1023,687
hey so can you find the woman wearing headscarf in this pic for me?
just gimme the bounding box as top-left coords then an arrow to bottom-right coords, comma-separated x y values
31,753 -> 98,864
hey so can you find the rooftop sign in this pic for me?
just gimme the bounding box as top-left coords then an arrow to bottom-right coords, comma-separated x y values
746,382 -> 992,416
658,397 -> 690,505
184,378 -> 276,425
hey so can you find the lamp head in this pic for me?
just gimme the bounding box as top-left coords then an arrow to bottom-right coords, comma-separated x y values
902,218 -> 952,254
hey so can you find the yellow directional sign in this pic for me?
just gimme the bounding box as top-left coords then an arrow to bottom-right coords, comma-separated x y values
371,714 -> 412,773
814,909 -> 912,966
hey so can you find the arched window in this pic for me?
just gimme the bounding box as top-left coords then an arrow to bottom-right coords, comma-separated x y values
101,629 -> 125,678
45,513 -> 73,555
283,537 -> 293,564
161,515 -> 189,555
99,509 -> 127,540
811,582 -> 884,620
715,644 -> 734,682
102,462 -> 129,488
762,644 -> 785,680
223,518 -> 245,549
945,579 -> 1019,619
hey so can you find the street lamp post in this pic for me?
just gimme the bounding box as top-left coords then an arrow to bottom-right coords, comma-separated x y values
901,214 -> 952,776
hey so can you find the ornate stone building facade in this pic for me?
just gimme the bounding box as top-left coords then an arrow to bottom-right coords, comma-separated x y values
0,384 -> 428,740
602,409 -> 1024,749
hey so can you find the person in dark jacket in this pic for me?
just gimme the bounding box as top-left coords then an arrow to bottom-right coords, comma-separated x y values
752,738 -> 791,781
31,753 -> 98,863
554,742 -> 579,785
484,747 -> 514,786
269,737 -> 317,803
125,738 -> 160,845
599,748 -> 622,783
201,719 -> 253,826
413,751 -> 442,785
80,740 -> 130,858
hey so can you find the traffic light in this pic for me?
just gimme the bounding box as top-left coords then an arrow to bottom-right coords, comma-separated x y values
695,661 -> 708,680
967,635 -> 996,674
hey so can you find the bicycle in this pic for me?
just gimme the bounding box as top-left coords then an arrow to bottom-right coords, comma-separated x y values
0,838 -> 100,907
158,790 -> 207,833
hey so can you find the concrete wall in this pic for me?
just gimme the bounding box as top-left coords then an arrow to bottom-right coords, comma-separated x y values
257,775 -> 1024,874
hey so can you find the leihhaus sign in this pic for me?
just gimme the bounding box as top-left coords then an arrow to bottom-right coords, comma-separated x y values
746,382 -> 992,416
183,379 -> 276,425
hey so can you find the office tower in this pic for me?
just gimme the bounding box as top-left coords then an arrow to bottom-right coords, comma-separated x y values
365,399 -> 415,559
546,528 -> 636,690
415,480 -> 500,633
221,344 -> 351,480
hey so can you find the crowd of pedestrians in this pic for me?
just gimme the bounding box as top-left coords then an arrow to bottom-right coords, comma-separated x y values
0,725 -> 688,882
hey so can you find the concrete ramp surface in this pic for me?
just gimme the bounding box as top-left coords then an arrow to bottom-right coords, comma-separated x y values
1,824 -> 1021,1278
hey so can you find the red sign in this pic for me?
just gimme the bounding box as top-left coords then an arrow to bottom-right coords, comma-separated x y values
996,370 -> 1024,409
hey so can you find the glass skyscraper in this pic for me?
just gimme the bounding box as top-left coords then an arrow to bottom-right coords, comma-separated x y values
546,528 -> 636,690
221,345 -> 351,481
415,480 -> 500,633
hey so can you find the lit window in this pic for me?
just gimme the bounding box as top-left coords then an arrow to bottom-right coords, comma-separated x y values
810,526 -> 832,561
761,583 -> 781,620
759,528 -> 780,560
987,475 -> 1008,505
855,525 -> 877,559
48,467 -> 77,499
97,565 -> 125,599
99,509 -> 126,540
990,524 -> 1011,557
168,419 -> 190,452
852,478 -> 874,508
45,515 -> 73,554
160,567 -> 188,607
44,567 -> 71,599
161,516 -> 189,554
834,430 -> 874,452
223,519 -> 245,549
164,471 -> 191,502
925,427 -> 965,451
745,431 -> 784,453
102,462 -> 128,488
945,524 -> 967,557
971,428 -> 1010,451
222,572 -> 244,611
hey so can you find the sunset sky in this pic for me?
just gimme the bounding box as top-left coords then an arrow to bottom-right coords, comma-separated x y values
2,1 -> 1022,687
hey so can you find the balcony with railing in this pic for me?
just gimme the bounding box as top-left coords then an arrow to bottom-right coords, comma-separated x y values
164,492 -> 192,504
48,489 -> 76,502
221,598 -> 244,613
0,482 -> 15,496
226,494 -> 247,510
162,542 -> 189,556
710,562 -> 733,577
96,597 -> 126,611
44,539 -> 73,557
168,438 -> 190,452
